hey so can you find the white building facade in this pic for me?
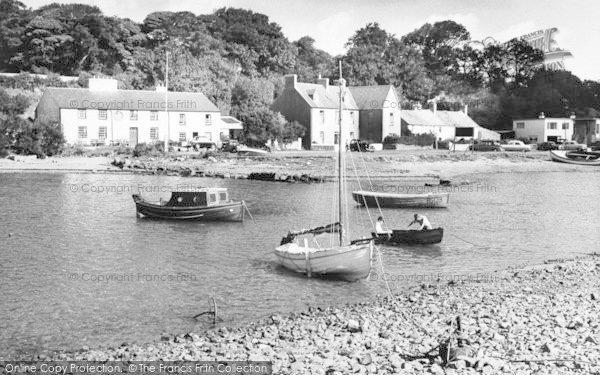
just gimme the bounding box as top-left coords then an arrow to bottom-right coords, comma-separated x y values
513,116 -> 574,143
36,78 -> 240,146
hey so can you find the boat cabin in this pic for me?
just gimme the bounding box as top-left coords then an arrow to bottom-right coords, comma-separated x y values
164,188 -> 230,207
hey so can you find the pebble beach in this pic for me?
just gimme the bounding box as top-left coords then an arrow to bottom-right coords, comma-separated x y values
25,254 -> 600,374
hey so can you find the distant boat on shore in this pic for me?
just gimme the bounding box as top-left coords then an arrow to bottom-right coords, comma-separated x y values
132,188 -> 244,221
352,190 -> 449,208
550,150 -> 600,166
367,228 -> 444,245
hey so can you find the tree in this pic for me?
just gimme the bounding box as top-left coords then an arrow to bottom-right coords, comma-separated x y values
293,36 -> 333,82
0,0 -> 32,71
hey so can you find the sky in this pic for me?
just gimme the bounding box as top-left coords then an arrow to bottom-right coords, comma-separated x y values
24,0 -> 600,81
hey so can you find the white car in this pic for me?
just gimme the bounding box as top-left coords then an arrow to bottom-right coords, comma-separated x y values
502,140 -> 533,152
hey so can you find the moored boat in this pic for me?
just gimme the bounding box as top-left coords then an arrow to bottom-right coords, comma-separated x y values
352,190 -> 449,208
132,188 -> 244,221
274,62 -> 374,281
368,228 -> 444,245
550,150 -> 600,165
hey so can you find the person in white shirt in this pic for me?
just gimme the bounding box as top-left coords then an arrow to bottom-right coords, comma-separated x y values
408,213 -> 432,230
375,216 -> 392,235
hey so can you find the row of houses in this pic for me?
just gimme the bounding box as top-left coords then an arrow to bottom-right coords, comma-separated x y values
44,74 -> 600,149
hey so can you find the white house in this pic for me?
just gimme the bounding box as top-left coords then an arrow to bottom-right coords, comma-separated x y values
271,75 -> 359,150
400,109 -> 455,140
35,77 -> 242,146
513,114 -> 574,143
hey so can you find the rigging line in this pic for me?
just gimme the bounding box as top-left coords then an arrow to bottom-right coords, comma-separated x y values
375,245 -> 394,299
348,150 -> 375,230
448,233 -> 482,247
356,146 -> 389,232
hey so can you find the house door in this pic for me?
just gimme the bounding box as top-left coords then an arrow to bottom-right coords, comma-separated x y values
129,127 -> 138,146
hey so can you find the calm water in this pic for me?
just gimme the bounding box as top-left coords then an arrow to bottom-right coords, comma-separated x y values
1,170 -> 599,358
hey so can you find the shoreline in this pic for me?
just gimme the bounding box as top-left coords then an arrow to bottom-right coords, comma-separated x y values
14,254 -> 600,374
0,150 -> 589,184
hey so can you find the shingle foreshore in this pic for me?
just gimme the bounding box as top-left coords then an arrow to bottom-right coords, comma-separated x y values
29,254 -> 600,374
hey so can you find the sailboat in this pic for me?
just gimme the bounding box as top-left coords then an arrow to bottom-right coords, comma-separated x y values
274,62 -> 374,282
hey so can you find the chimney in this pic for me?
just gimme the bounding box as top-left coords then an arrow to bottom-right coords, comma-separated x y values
317,77 -> 329,89
538,112 -> 545,119
284,74 -> 297,89
463,104 -> 468,115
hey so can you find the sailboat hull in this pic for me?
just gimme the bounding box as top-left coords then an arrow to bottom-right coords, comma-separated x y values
274,242 -> 373,282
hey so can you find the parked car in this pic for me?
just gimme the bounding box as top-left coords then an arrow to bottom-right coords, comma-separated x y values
589,141 -> 600,151
468,140 -> 503,152
189,137 -> 218,150
537,141 -> 558,151
221,139 -> 240,153
502,140 -> 533,152
559,141 -> 586,151
348,139 -> 373,152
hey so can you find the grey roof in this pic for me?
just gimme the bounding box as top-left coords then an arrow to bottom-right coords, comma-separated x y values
348,85 -> 395,110
435,110 -> 480,128
293,82 -> 358,110
36,87 -> 220,122
400,110 -> 448,127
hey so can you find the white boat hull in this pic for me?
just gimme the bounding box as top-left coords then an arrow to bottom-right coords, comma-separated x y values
550,150 -> 600,165
352,190 -> 449,208
274,242 -> 373,282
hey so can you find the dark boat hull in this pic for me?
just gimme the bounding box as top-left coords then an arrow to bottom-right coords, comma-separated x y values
372,228 -> 443,245
132,195 -> 244,221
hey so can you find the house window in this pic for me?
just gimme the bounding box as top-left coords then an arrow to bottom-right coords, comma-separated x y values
205,114 -> 211,126
209,194 -> 216,203
150,127 -> 159,140
179,132 -> 186,142
78,126 -> 87,138
98,126 -> 107,140
130,110 -> 138,120
596,124 -> 600,133
179,113 -> 186,125
219,192 -> 227,201
98,110 -> 107,120
319,110 -> 325,124
319,131 -> 325,143
548,122 -> 557,130
78,109 -> 86,119
389,113 -> 394,126
334,132 -> 340,145
350,112 -> 355,125
562,122 -> 569,130
350,132 -> 355,139
516,122 -> 525,129
150,111 -> 158,121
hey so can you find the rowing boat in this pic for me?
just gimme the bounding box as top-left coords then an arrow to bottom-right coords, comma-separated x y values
352,190 -> 449,208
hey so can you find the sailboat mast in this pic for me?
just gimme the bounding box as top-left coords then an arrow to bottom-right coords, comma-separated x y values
338,60 -> 344,246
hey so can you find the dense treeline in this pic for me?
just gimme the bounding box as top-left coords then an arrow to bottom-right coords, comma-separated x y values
1,0 -> 599,152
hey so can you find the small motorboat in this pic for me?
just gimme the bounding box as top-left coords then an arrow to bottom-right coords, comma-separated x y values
352,190 -> 449,208
237,146 -> 270,157
132,188 -> 244,221
368,228 -> 444,245
550,150 -> 600,165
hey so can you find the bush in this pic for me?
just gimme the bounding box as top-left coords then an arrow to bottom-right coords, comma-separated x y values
383,133 -> 402,145
0,148 -> 9,158
132,142 -> 164,157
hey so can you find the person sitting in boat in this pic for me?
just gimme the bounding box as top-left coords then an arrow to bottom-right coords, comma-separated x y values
408,213 -> 432,231
375,216 -> 392,235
